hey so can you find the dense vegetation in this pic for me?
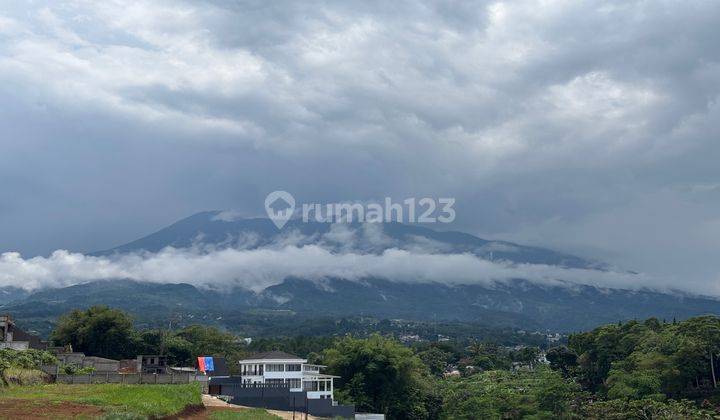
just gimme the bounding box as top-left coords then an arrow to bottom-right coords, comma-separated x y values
320,317 -> 720,418
565,316 -> 720,399
0,348 -> 57,386
51,306 -> 246,368
11,306 -> 720,418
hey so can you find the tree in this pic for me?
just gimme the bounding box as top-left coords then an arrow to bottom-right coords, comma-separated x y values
418,347 -> 452,377
680,316 -> 720,389
175,325 -> 245,371
51,306 -> 138,359
533,368 -> 582,415
546,346 -> 578,375
466,342 -> 511,371
606,368 -> 664,401
513,346 -> 541,368
578,398 -> 715,419
439,367 -> 580,419
137,329 -> 193,366
323,334 -> 435,419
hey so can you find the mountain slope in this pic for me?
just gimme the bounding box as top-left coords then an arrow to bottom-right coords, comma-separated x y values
3,277 -> 719,334
3,211 -> 716,334
93,211 -> 601,269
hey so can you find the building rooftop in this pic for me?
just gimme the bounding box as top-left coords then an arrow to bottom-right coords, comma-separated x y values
241,351 -> 304,361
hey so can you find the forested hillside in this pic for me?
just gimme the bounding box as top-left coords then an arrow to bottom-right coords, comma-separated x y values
11,306 -> 720,418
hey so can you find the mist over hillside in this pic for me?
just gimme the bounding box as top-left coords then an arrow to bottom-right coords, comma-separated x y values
2,211 -> 718,332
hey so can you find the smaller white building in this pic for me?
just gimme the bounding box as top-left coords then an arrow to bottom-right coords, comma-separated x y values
1,314 -> 41,350
238,351 -> 337,400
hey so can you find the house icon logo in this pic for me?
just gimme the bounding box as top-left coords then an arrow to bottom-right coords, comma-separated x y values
264,190 -> 295,229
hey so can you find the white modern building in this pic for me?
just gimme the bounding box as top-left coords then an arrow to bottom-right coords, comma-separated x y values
238,351 -> 338,400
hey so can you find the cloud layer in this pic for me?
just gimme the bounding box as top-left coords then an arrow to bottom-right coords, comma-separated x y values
0,246 -> 653,295
1,1 -> 720,292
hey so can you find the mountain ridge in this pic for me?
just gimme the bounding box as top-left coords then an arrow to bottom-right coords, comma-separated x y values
2,277 -> 718,335
2,211 -> 717,334
92,210 -> 604,270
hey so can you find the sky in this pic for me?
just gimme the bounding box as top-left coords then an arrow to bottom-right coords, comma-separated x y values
1,1 -> 720,293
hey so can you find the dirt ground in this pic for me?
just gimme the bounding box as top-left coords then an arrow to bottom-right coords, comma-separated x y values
0,394 -> 322,420
0,398 -> 105,419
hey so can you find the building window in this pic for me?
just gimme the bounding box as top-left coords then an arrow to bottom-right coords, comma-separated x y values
286,378 -> 301,389
266,363 -> 285,372
243,364 -> 262,375
303,381 -> 319,392
267,379 -> 284,386
286,363 -> 301,371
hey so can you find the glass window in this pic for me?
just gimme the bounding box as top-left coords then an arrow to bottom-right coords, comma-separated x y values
266,363 -> 285,372
286,364 -> 301,371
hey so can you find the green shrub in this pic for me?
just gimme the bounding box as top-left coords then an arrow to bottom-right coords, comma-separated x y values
0,348 -> 57,370
60,364 -> 96,375
1,367 -> 51,386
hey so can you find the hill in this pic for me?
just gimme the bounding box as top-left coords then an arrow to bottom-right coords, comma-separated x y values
3,277 -> 718,335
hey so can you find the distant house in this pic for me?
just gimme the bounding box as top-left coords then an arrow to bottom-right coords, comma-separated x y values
137,355 -> 168,374
0,314 -> 47,350
238,351 -> 337,401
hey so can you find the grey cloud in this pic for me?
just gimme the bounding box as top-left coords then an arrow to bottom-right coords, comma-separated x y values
0,1 -> 719,292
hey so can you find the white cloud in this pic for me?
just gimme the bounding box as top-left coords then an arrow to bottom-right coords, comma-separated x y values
0,245 -> 658,295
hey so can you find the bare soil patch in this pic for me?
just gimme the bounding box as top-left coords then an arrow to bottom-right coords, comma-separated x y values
0,398 -> 104,419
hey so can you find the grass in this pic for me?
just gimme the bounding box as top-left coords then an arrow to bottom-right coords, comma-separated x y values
209,408 -> 282,419
1,368 -> 49,386
0,383 -> 202,417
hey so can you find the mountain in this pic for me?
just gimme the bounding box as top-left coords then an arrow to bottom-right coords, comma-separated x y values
3,278 -> 719,336
258,277 -> 720,331
0,286 -> 31,305
93,211 -> 603,269
2,211 -> 717,334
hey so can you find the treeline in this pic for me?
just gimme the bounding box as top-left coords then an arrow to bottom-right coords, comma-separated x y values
551,315 -> 720,399
51,306 -> 245,367
32,306 -> 720,418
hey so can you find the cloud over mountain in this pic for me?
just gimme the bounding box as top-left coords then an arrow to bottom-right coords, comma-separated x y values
1,244 -> 651,294
1,1 -> 720,291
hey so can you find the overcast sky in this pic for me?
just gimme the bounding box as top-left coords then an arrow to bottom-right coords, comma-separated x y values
1,1 -> 719,292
